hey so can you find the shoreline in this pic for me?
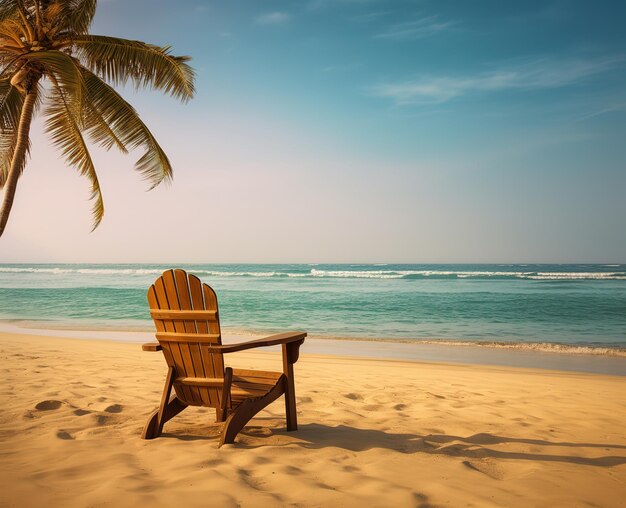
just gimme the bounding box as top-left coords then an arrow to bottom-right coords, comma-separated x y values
2,322 -> 625,376
3,319 -> 625,355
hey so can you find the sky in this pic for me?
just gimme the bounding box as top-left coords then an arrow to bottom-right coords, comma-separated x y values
1,0 -> 625,263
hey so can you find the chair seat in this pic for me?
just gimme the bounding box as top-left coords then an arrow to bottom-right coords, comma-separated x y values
230,368 -> 285,407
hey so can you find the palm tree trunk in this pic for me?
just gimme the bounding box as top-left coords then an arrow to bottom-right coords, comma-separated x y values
0,86 -> 39,238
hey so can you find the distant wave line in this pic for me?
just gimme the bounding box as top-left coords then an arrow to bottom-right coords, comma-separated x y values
0,267 -> 625,280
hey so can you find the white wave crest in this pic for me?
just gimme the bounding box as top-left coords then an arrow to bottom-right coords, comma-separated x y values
526,272 -> 626,280
75,268 -> 163,275
0,267 -> 74,274
0,267 -> 164,275
0,266 -> 625,280
310,269 -> 626,280
194,270 -> 280,277
310,269 -> 404,279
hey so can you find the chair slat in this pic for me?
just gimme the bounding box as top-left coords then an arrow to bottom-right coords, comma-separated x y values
161,270 -> 198,403
174,271 -> 213,403
188,273 -> 218,407
232,369 -> 284,382
153,277 -> 190,402
176,377 -> 225,387
150,309 -> 218,320
155,332 -> 221,343
231,387 -> 271,397
203,283 -> 224,393
167,270 -> 206,404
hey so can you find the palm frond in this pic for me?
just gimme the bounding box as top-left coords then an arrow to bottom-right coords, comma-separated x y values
0,77 -> 23,130
66,0 -> 97,34
14,1 -> 34,42
82,96 -> 128,153
42,1 -> 63,31
0,16 -> 29,46
0,124 -> 19,187
70,35 -> 195,101
0,17 -> 25,48
0,77 -> 25,186
32,0 -> 42,30
81,67 -> 173,187
44,80 -> 104,229
23,49 -> 85,108
43,0 -> 97,35
0,1 -> 19,22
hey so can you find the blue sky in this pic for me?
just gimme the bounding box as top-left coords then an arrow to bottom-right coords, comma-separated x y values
1,0 -> 625,262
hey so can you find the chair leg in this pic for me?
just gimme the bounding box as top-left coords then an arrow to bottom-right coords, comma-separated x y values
282,347 -> 298,431
219,377 -> 286,447
142,366 -> 187,439
216,367 -> 232,423
142,396 -> 187,439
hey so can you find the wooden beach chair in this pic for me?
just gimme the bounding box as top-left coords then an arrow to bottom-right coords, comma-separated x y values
141,269 -> 306,446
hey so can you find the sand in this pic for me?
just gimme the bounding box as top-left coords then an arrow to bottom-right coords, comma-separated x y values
0,331 -> 625,507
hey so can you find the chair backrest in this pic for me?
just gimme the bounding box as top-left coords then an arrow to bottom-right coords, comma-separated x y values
147,269 -> 225,407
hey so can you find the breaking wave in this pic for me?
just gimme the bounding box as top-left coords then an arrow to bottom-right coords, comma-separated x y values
1,266 -> 625,280
311,335 -> 626,357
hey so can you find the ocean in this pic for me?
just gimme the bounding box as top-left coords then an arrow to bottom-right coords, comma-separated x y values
1,263 -> 625,355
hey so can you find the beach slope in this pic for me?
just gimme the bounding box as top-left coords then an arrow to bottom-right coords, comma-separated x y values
0,331 -> 625,507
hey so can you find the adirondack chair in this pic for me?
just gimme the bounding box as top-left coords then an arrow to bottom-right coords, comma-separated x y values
141,269 -> 306,446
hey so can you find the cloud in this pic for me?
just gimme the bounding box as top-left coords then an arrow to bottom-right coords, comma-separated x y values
577,101 -> 626,121
375,16 -> 454,40
256,12 -> 291,25
371,56 -> 624,105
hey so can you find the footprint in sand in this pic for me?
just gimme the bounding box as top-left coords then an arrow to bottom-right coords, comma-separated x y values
35,400 -> 62,411
425,392 -> 446,399
245,427 -> 273,438
284,465 -> 303,475
73,409 -> 91,416
363,404 -> 381,411
104,404 -> 123,414
56,430 -> 74,440
394,403 -> 407,411
95,415 -> 110,425
413,492 -> 436,508
462,459 -> 504,480
343,393 -> 363,401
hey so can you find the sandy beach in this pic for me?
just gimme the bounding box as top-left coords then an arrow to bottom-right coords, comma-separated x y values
0,331 -> 624,507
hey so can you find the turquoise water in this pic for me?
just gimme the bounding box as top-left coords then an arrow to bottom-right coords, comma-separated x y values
1,264 -> 625,350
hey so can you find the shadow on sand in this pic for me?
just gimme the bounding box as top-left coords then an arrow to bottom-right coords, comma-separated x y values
272,424 -> 626,467
160,419 -> 626,467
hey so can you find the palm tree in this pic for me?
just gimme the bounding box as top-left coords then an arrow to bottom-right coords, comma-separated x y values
0,0 -> 195,237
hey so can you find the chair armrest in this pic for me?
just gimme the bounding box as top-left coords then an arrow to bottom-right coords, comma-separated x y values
142,342 -> 162,352
205,331 -> 306,354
